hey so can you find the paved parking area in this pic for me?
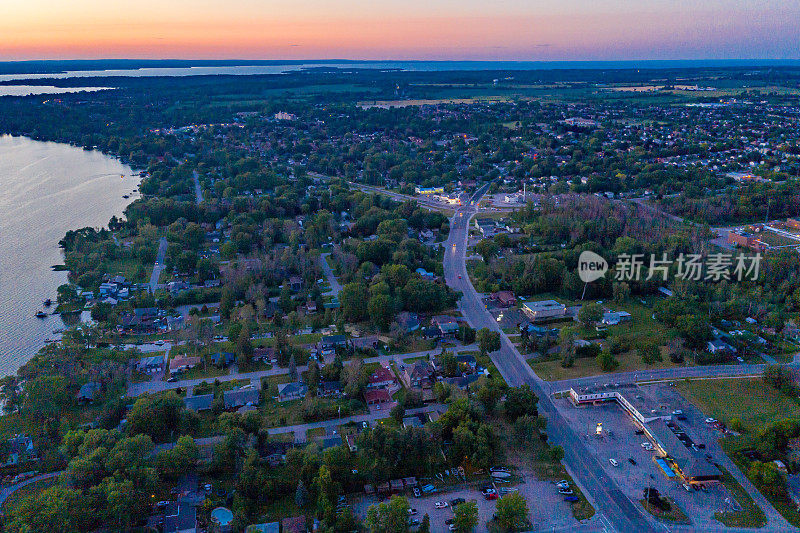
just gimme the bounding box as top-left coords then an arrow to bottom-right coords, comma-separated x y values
554,390 -> 738,529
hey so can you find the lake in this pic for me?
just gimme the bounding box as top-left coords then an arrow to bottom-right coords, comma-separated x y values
0,86 -> 113,97
0,135 -> 139,375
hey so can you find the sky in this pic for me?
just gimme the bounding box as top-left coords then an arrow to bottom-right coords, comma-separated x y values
2,0 -> 799,61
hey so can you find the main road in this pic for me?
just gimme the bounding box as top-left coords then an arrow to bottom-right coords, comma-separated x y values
444,185 -> 656,533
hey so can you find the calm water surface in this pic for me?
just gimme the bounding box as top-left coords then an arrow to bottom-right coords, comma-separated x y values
0,135 -> 138,375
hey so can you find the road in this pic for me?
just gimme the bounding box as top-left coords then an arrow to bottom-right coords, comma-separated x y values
127,345 -> 477,397
0,471 -> 62,508
149,237 -> 168,293
192,170 -> 203,205
319,253 -> 342,297
444,184 -> 657,533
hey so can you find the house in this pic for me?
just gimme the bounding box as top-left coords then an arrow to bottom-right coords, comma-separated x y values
490,291 -> 517,308
77,382 -> 101,403
364,389 -> 392,405
223,388 -> 260,410
367,366 -> 397,389
320,335 -> 348,354
432,315 -> 459,337
5,435 -> 35,465
402,416 -> 423,429
288,276 -> 303,292
454,353 -> 478,370
474,218 -> 496,236
184,394 -> 214,412
136,355 -> 165,374
601,311 -> 632,326
210,352 -> 235,368
350,335 -> 381,351
707,339 -> 735,354
253,347 -> 276,363
442,374 -> 480,390
404,361 -> 434,388
318,381 -> 343,398
396,312 -> 420,333
169,356 -> 202,375
522,300 -> 566,321
278,382 -> 308,402
282,516 -> 307,533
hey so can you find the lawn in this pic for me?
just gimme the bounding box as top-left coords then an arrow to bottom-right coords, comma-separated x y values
713,466 -> 767,528
675,378 -> 800,434
639,497 -> 690,524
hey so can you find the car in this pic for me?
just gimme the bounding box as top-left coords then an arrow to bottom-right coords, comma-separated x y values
413,487 -> 421,497
203,483 -> 213,494
484,491 -> 498,500
167,376 -> 178,382
672,410 -> 683,416
450,498 -> 466,507
408,508 -> 418,516
609,458 -> 619,467
155,501 -> 170,509
435,501 -> 448,509
640,442 -> 653,449
628,458 -> 637,465
448,525 -> 457,531
458,275 -> 462,279
337,495 -> 346,504
564,496 -> 580,502
736,356 -> 744,363
683,483 -> 692,492
361,421 -> 369,429
558,488 -> 574,495
705,417 -> 717,424
490,467 -> 510,473
375,404 -> 380,410
635,429 -> 645,435
409,518 -> 419,526
445,518 -> 455,525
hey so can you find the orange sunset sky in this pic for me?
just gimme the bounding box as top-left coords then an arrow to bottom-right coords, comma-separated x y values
2,0 -> 799,60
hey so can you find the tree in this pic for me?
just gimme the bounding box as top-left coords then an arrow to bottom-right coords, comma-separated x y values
637,342 -> 662,365
577,303 -> 603,326
365,495 -> 410,533
596,350 -> 620,371
477,328 -> 501,355
453,501 -> 479,532
341,282 -> 369,322
368,293 -> 393,331
157,435 -> 198,479
548,445 -> 565,462
504,385 -> 538,421
475,239 -> 500,262
418,513 -> 431,533
612,282 -> 631,303
6,485 -> 92,533
289,353 -> 298,382
559,330 -> 576,368
494,492 -> 529,531
295,479 -> 309,507
391,404 -> 405,423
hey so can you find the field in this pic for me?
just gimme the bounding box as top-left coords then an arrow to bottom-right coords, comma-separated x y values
675,377 -> 800,434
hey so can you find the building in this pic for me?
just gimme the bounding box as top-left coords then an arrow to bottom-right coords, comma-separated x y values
318,381 -> 343,398
278,382 -> 308,402
184,394 -> 214,412
169,356 -> 202,375
415,186 -> 445,195
367,366 -> 397,389
223,388 -> 260,410
707,339 -> 735,354
364,389 -> 392,405
522,300 -> 567,322
490,291 -> 517,308
727,231 -> 766,251
137,355 -> 165,374
77,382 -> 101,403
474,218 -> 496,236
346,434 -> 358,452
245,523 -> 279,533
396,312 -> 420,333
320,335 -> 348,354
253,347 -> 276,363
432,315 -> 460,337
404,361 -> 434,388
601,311 -> 632,326
646,419 -> 722,482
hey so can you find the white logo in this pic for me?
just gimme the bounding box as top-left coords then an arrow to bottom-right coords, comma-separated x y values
578,251 -> 608,283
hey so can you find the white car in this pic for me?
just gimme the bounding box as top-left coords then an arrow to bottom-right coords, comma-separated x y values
435,502 -> 448,509
609,458 -> 619,467
705,418 -> 717,424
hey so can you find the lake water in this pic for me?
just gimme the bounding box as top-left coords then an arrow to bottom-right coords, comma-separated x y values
0,86 -> 113,97
0,135 -> 139,375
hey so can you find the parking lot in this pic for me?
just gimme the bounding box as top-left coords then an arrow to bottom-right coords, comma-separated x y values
348,464 -> 584,532
555,387 -> 740,529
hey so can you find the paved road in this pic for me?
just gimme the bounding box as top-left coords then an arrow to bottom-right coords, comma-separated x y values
127,345 -> 476,397
0,471 -> 62,508
444,185 -> 656,533
319,253 -> 342,297
192,170 -> 203,205
149,237 -> 168,293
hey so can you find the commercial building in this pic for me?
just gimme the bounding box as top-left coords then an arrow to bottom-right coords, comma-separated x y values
727,230 -> 766,251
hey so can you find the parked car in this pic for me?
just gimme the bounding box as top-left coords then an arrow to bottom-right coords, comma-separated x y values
450,498 -> 466,507
705,418 -> 717,424
628,458 -> 637,465
434,502 -> 448,509
609,458 -> 619,467
558,488 -> 574,495
408,508 -> 418,516
412,487 -> 421,497
564,496 -> 580,502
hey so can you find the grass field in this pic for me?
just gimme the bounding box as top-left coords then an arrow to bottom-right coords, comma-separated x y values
713,466 -> 768,528
675,378 -> 800,434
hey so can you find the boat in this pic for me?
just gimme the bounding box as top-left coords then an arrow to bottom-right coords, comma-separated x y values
35,310 -> 48,318
490,471 -> 511,479
122,194 -> 130,199
42,298 -> 52,307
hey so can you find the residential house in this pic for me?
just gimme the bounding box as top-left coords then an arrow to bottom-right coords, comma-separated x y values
442,374 -> 480,390
277,382 -> 308,402
320,335 -> 348,355
184,394 -> 214,412
245,524 -> 279,533
454,353 -> 478,370
77,382 -> 101,403
404,361 -> 434,389
364,389 -> 392,405
402,416 -> 423,429
318,381 -> 343,398
169,356 -> 202,375
350,335 -> 381,352
490,291 -> 517,308
396,312 -> 420,333
5,435 -> 35,466
367,366 -> 397,389
432,315 -> 460,338
210,352 -> 235,368
601,311 -> 632,326
223,388 -> 261,410
707,339 -> 735,354
253,347 -> 276,364
288,276 -> 303,292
